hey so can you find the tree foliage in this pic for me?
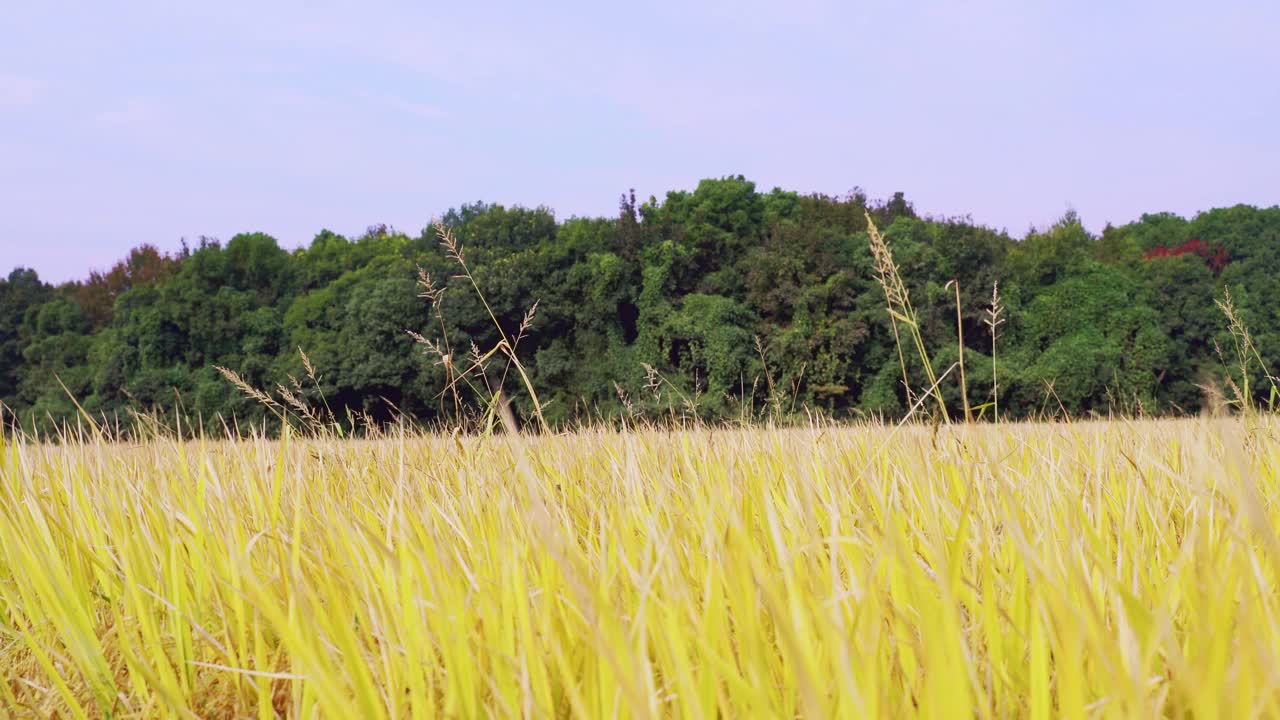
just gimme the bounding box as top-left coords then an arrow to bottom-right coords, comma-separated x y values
2,180 -> 1277,432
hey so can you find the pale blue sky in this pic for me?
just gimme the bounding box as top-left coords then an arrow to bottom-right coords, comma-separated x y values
2,1 -> 1277,283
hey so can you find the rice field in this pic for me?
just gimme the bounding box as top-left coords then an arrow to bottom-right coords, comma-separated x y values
2,417 -> 1279,718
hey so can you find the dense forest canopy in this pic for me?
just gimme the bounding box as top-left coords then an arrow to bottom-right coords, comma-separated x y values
2,177 -> 1277,432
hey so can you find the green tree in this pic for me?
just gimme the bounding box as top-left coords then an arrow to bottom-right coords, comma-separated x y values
0,268 -> 53,408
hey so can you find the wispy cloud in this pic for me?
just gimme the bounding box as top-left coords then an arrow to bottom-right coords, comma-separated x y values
383,96 -> 447,121
346,89 -> 447,122
0,74 -> 42,107
93,98 -> 171,131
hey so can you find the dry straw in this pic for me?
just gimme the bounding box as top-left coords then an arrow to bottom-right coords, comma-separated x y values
2,418 -> 1279,717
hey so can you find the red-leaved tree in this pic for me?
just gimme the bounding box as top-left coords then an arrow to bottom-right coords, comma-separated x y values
1143,238 -> 1230,275
73,244 -> 183,328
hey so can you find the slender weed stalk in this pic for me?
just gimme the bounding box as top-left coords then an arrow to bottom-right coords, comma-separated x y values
420,222 -> 550,434
946,279 -> 972,422
215,348 -> 340,436
754,335 -> 785,421
984,281 -> 1006,424
866,212 -> 949,422
1216,288 -> 1280,414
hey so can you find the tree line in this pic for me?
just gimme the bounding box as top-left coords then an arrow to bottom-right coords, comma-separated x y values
2,176 -> 1277,433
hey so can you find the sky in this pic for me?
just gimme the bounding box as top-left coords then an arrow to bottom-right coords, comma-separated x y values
1,1 -> 1277,284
